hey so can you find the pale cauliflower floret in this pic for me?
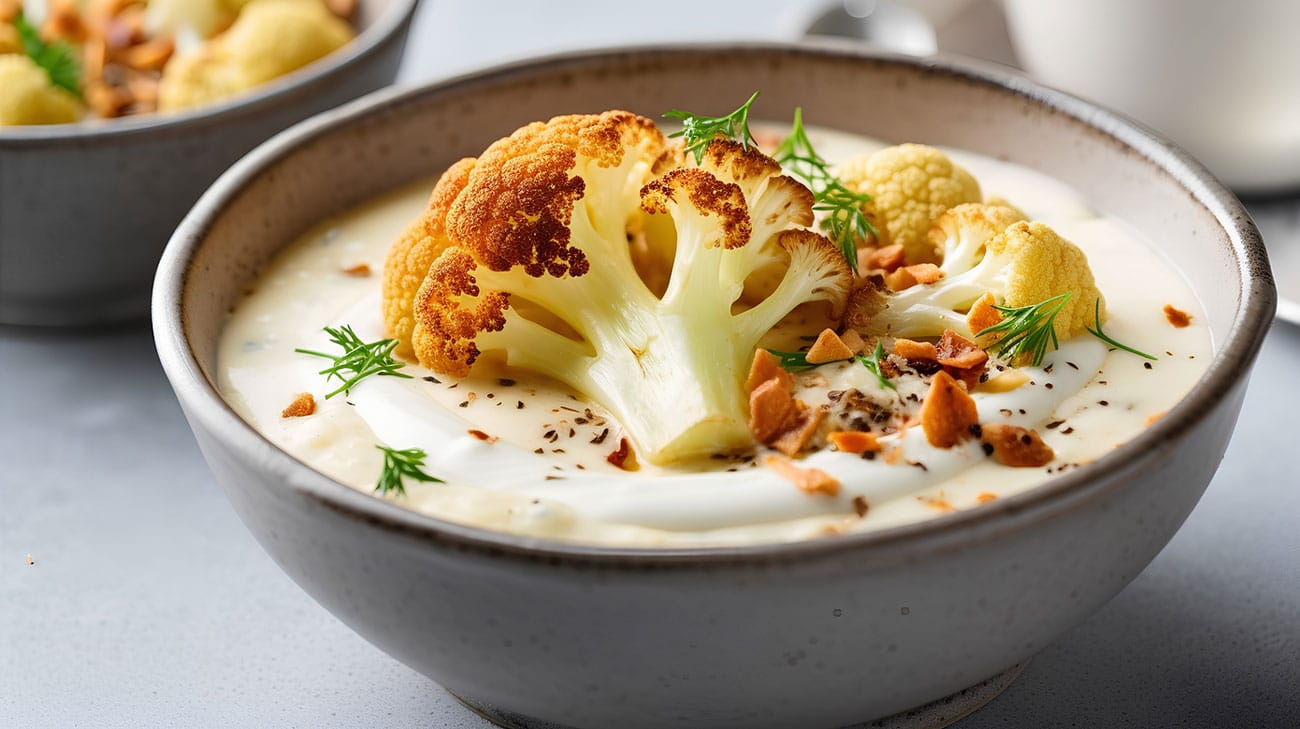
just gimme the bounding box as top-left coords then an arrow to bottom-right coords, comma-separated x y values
837,143 -> 982,264
145,0 -> 238,41
384,112 -> 852,464
158,0 -> 353,111
849,218 -> 1104,342
0,54 -> 81,126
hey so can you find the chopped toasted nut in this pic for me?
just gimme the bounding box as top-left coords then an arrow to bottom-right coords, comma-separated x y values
839,328 -> 866,354
922,493 -> 956,512
980,423 -> 1054,467
763,455 -> 840,496
0,0 -> 20,23
967,292 -> 1001,337
936,330 -> 987,369
42,0 -> 85,43
919,371 -> 979,448
864,243 -> 905,272
978,369 -> 1030,393
342,263 -> 372,277
606,438 -> 638,471
746,349 -> 793,393
828,430 -> 881,454
851,495 -> 870,517
893,338 -> 938,362
1163,304 -> 1192,328
976,492 -> 997,504
907,263 -> 945,285
936,329 -> 988,389
806,329 -> 854,364
467,429 -> 499,444
771,405 -> 826,456
281,392 -> 316,418
888,263 -> 945,290
749,378 -> 798,443
121,36 -> 173,71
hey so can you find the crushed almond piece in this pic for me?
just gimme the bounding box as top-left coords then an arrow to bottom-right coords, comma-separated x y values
976,492 -> 998,504
771,405 -> 827,456
806,329 -> 854,364
919,371 -> 980,448
864,243 -> 905,272
1163,304 -> 1192,328
936,330 -> 987,370
889,262 -> 945,288
967,292 -> 1001,337
342,263 -> 372,277
121,36 -> 173,71
1145,411 -> 1165,427
937,329 -> 988,389
467,429 -> 499,444
839,329 -> 866,354
828,431 -> 881,455
980,423 -> 1055,467
893,338 -> 938,362
749,378 -> 798,443
746,349 -> 793,393
922,494 -> 956,512
280,392 -> 316,418
907,263 -> 944,285
606,438 -> 638,471
763,455 -> 840,496
978,369 -> 1030,393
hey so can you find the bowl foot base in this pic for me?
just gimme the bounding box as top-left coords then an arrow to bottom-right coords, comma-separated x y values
452,661 -> 1026,729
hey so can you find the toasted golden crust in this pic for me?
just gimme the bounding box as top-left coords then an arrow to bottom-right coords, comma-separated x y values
411,248 -> 509,377
382,158 -> 476,357
641,168 -> 751,249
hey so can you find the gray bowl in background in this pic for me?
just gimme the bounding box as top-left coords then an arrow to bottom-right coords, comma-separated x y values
154,44 -> 1274,728
0,0 -> 419,326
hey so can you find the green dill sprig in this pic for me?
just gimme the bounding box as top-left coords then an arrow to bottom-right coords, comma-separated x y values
14,12 -> 82,97
664,91 -> 760,164
295,325 -> 411,398
374,446 -> 442,496
1085,298 -> 1156,360
977,292 -> 1072,367
763,348 -> 837,373
855,339 -> 897,391
773,108 -> 874,273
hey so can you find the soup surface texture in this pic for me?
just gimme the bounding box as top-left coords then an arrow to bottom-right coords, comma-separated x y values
219,126 -> 1211,547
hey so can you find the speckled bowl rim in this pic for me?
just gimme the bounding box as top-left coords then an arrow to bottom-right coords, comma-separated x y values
154,42 -> 1277,567
0,0 -> 418,147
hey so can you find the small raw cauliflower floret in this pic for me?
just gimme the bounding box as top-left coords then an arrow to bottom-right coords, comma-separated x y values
849,217 -> 1104,342
931,203 -> 1025,275
0,54 -> 81,126
383,111 -> 852,464
837,143 -> 982,264
158,0 -> 353,111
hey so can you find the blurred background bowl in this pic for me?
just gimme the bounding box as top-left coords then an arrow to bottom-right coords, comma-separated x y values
154,44 -> 1274,728
0,0 -> 419,327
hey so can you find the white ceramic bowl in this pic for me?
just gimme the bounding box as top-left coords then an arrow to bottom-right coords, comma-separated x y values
0,0 -> 419,326
153,44 -> 1275,728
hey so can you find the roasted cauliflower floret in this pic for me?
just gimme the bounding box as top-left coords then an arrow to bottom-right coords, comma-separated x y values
158,0 -> 352,111
0,54 -> 81,126
383,111 -> 852,464
837,143 -> 982,264
848,218 -> 1104,344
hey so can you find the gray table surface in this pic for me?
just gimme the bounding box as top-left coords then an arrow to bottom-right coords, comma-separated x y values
3,1 -> 1298,727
